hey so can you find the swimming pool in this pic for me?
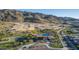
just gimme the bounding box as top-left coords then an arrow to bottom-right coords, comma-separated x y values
37,33 -> 49,37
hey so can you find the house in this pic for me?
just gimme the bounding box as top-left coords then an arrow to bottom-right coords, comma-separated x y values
15,37 -> 28,42
73,39 -> 79,45
32,33 -> 51,43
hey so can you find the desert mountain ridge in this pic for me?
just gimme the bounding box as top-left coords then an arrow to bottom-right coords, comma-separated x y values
0,9 -> 78,24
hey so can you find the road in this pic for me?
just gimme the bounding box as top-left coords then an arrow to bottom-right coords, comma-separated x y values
57,27 -> 69,50
0,36 -> 16,44
18,42 -> 64,50
60,28 -> 78,50
18,43 -> 35,50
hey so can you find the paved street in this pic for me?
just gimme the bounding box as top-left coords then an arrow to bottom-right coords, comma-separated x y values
18,42 -> 63,50
57,27 -> 69,50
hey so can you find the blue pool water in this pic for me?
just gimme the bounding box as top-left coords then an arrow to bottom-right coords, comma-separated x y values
38,33 -> 49,37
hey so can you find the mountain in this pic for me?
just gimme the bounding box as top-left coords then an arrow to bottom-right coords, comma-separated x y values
0,9 -> 78,24
0,9 -> 24,22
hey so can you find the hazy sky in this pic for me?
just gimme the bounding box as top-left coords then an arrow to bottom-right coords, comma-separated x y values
19,9 -> 79,18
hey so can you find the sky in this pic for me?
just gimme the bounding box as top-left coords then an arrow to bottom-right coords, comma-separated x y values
19,9 -> 79,19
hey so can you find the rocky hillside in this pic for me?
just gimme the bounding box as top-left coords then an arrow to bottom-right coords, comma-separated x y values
0,9 -> 78,24
0,9 -> 61,23
0,9 -> 24,22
